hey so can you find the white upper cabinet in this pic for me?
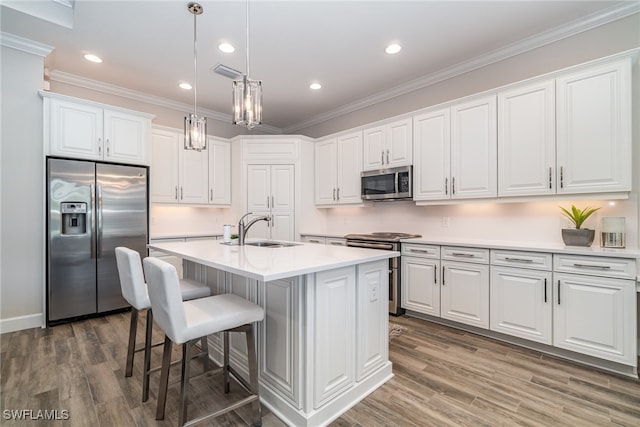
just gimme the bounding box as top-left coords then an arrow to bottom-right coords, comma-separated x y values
450,95 -> 497,199
315,131 -> 362,206
150,128 -> 180,203
150,127 -> 209,204
414,95 -> 497,202
498,79 -> 556,197
362,117 -> 412,171
45,94 -> 151,165
556,58 -> 631,194
413,108 -> 451,201
207,137 -> 231,206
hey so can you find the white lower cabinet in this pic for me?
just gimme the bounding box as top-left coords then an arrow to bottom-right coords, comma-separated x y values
355,260 -> 388,381
259,276 -> 302,408
401,244 -> 441,316
552,253 -> 637,366
441,260 -> 489,329
313,265 -> 356,409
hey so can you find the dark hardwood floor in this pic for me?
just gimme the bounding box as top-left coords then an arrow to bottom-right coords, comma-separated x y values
1,312 -> 639,426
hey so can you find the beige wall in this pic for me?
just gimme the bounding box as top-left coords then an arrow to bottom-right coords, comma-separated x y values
1,45 -> 47,331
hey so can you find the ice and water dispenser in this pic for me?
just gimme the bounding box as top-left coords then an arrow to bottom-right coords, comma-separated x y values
60,202 -> 87,235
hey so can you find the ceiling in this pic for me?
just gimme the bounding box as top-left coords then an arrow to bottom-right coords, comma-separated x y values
2,1 -> 639,133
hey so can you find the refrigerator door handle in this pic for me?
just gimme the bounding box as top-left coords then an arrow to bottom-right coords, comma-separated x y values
90,184 -> 96,259
97,184 -> 103,258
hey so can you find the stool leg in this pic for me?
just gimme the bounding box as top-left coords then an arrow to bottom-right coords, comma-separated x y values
155,335 -> 173,420
200,336 -> 210,371
245,324 -> 262,427
223,331 -> 230,393
179,340 -> 195,427
125,308 -> 139,377
142,309 -> 153,402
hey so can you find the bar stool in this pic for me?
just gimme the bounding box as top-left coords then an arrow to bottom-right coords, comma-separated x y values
115,247 -> 211,402
143,257 -> 264,427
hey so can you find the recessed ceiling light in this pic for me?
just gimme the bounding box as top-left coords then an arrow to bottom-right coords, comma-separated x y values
83,53 -> 103,63
385,43 -> 402,55
309,82 -> 322,90
218,43 -> 235,53
179,82 -> 192,90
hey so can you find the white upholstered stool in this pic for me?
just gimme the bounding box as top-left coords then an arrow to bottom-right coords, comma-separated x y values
143,257 -> 264,427
115,247 -> 211,402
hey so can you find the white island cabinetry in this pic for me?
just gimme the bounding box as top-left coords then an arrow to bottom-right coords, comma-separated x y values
148,240 -> 395,426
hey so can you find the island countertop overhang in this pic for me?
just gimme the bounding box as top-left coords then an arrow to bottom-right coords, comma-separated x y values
147,240 -> 399,282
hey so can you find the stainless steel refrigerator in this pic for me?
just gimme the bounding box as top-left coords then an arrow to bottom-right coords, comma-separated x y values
47,158 -> 148,324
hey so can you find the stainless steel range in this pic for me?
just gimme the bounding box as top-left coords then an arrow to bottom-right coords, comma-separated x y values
344,232 -> 421,315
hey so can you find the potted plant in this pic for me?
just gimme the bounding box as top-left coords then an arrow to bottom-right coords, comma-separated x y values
559,205 -> 600,246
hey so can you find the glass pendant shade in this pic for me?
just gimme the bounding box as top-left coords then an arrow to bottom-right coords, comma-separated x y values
233,75 -> 262,130
184,113 -> 207,151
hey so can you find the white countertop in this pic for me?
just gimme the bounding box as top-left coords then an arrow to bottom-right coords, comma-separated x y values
404,237 -> 640,259
147,239 -> 398,282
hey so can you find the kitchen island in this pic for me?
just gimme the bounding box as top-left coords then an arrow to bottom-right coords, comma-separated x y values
147,239 -> 398,427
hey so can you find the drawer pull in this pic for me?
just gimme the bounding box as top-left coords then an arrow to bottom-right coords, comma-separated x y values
452,252 -> 475,258
409,249 -> 430,254
308,239 -> 321,243
572,263 -> 611,270
504,257 -> 534,263
330,241 -> 343,246
544,278 -> 547,303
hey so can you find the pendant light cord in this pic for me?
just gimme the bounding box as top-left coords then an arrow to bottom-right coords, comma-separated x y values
245,0 -> 250,77
193,8 -> 198,116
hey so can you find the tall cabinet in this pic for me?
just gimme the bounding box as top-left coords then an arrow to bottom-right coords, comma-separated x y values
240,136 -> 313,242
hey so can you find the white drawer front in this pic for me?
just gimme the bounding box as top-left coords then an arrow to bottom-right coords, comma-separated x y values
553,254 -> 637,279
402,244 -> 440,259
442,246 -> 490,264
491,250 -> 552,270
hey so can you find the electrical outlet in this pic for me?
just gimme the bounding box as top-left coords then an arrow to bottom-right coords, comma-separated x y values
369,284 -> 378,302
441,216 -> 450,227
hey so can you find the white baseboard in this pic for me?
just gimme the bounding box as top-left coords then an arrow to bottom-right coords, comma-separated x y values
0,313 -> 44,334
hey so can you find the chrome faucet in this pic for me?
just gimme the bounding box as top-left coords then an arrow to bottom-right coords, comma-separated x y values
238,212 -> 271,245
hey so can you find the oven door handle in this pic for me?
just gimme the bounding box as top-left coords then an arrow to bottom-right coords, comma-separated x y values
347,241 -> 395,250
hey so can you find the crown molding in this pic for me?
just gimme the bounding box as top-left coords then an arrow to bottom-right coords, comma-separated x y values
48,70 -> 283,134
0,32 -> 53,57
283,2 -> 640,134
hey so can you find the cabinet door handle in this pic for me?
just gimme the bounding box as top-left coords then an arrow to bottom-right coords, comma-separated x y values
548,167 -> 552,189
557,279 -> 561,305
452,177 -> 456,195
180,187 -> 183,200
504,257 -> 533,263
544,278 -> 547,303
573,263 -> 611,270
560,166 -> 564,189
106,139 -> 110,156
434,266 -> 437,284
336,188 -> 340,201
445,177 -> 448,195
381,151 -> 384,165
98,138 -> 102,155
175,186 -> 178,200
442,266 -> 445,286
210,189 -> 213,201
333,188 -> 336,201
386,149 -> 389,165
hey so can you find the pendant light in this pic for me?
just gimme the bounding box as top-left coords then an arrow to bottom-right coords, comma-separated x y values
184,2 -> 207,151
233,0 -> 262,129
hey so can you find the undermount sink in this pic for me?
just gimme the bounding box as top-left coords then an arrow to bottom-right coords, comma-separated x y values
244,241 -> 300,248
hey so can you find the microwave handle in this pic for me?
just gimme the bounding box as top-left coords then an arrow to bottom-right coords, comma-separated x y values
394,172 -> 399,194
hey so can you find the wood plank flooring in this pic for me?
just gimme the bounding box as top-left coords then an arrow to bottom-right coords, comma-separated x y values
1,312 -> 639,426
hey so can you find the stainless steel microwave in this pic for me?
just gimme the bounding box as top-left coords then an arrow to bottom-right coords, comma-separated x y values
361,165 -> 412,201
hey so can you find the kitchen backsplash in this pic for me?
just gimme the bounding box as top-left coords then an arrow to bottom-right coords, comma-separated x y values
321,197 -> 638,249
150,205 -> 237,237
